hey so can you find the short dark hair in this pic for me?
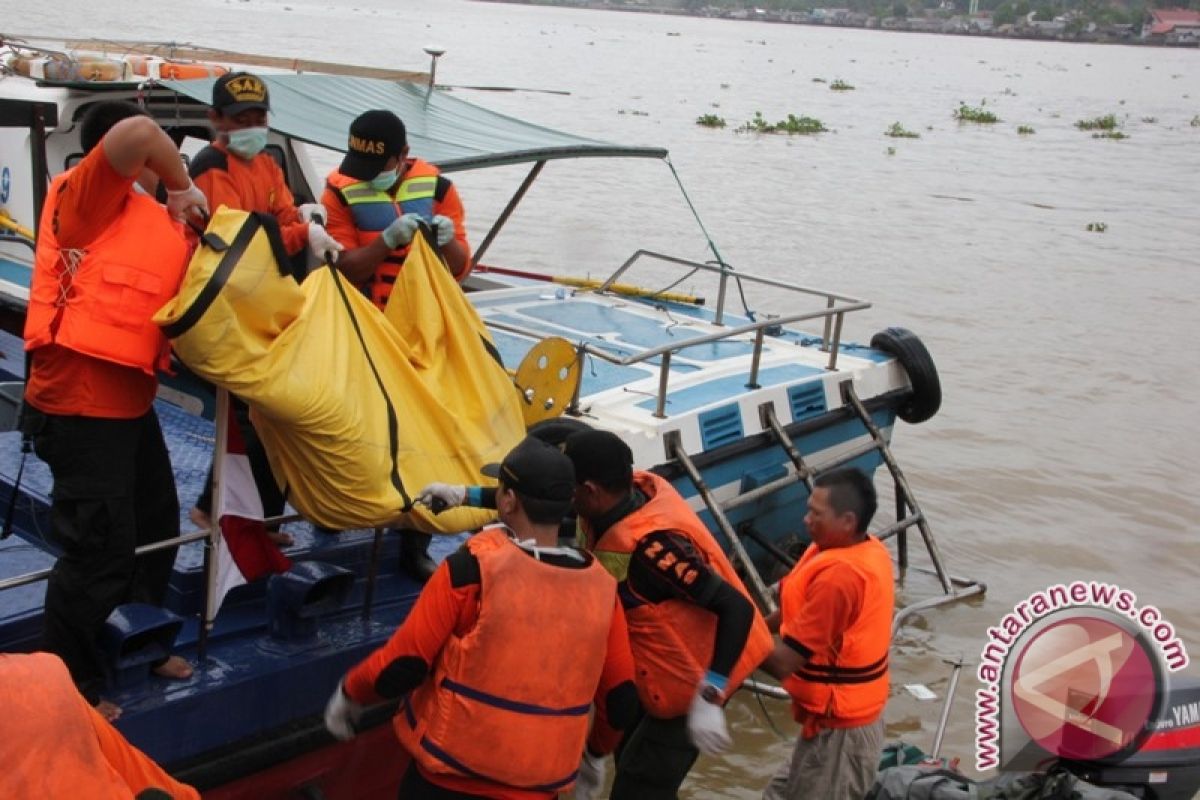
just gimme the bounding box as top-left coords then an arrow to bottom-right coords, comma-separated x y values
503,480 -> 572,525
562,430 -> 633,493
814,468 -> 877,533
80,101 -> 148,155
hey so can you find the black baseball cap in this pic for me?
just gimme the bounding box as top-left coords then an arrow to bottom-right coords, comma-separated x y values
562,430 -> 633,489
212,72 -> 270,115
481,437 -> 575,505
340,109 -> 407,181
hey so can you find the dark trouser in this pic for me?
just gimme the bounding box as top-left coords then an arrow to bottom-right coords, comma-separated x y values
29,407 -> 180,704
611,711 -> 699,800
195,395 -> 285,523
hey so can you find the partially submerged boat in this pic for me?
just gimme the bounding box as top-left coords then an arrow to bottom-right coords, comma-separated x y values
0,42 -> 986,796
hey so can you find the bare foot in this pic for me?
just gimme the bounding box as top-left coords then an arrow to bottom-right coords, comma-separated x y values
152,655 -> 194,680
267,530 -> 295,547
96,699 -> 123,722
189,507 -> 212,531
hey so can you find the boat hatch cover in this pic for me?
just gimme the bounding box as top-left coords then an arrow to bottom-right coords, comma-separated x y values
161,75 -> 668,172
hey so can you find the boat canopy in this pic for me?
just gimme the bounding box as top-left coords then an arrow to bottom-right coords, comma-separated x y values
162,74 -> 668,172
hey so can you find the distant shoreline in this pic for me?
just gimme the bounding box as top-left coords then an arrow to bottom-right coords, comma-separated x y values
470,0 -> 1200,49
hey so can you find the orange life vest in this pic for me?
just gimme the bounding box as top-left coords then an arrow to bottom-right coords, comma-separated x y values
326,158 -> 453,310
781,536 -> 893,725
588,471 -> 774,718
24,174 -> 189,375
395,527 -> 616,793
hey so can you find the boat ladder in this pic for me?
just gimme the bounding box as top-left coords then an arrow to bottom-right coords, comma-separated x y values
667,379 -> 986,635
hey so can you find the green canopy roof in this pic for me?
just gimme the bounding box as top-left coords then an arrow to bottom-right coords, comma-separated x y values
162,74 -> 667,172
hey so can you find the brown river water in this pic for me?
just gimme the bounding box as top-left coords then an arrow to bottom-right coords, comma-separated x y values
11,0 -> 1200,794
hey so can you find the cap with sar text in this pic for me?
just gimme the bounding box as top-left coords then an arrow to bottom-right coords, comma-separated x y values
339,109 -> 407,181
481,437 -> 575,504
212,72 -> 270,115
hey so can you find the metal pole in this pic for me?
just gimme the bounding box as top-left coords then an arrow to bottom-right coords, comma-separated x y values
895,477 -> 909,570
746,327 -> 764,389
423,46 -> 445,98
472,161 -> 545,267
198,388 -> 231,662
931,659 -> 964,760
653,351 -> 672,419
362,527 -> 385,619
31,105 -> 50,236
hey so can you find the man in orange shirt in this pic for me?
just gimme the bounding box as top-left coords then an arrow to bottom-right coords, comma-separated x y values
187,71 -> 340,545
0,651 -> 199,799
325,437 -> 638,799
23,101 -> 206,717
759,468 -> 894,800
320,108 -> 472,581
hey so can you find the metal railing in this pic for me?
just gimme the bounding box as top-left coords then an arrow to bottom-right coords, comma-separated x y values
487,250 -> 871,419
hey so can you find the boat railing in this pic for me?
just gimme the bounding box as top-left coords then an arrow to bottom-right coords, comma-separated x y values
488,250 -> 872,419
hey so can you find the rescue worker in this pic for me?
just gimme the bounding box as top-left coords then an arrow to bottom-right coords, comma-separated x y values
23,101 -> 207,719
186,71 -> 341,546
325,437 -> 638,799
759,468 -> 894,800
0,651 -> 200,799
320,108 -> 472,582
418,429 -> 775,800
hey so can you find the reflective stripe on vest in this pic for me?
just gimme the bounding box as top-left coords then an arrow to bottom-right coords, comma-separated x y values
24,172 -> 189,374
781,536 -> 893,723
395,174 -> 437,220
394,527 -> 615,792
589,471 -> 774,718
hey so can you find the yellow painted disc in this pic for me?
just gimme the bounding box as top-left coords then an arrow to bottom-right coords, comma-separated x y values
513,337 -> 580,426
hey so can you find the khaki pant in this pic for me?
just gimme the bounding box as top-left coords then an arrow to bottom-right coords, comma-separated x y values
762,719 -> 884,800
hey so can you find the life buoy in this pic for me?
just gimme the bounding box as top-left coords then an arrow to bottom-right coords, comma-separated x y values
870,327 -> 941,424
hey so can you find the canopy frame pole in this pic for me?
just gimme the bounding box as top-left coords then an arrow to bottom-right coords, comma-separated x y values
198,388 -> 231,662
472,160 -> 546,268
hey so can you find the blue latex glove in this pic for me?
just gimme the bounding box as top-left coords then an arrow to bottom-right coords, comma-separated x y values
381,212 -> 423,250
431,214 -> 456,248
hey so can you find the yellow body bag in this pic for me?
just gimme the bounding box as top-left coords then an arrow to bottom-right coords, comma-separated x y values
155,208 -> 524,533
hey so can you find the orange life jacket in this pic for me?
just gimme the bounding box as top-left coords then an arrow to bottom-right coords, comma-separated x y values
395,527 -> 616,793
0,652 -> 195,799
25,174 -> 189,375
326,158 -> 453,310
588,471 -> 774,718
781,536 -> 893,725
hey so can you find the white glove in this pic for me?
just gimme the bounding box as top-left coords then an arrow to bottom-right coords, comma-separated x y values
687,682 -> 732,755
297,202 -> 327,225
415,483 -> 467,514
308,224 -> 343,264
381,212 -> 423,250
431,214 -> 456,248
165,179 -> 208,224
324,680 -> 364,741
574,750 -> 607,800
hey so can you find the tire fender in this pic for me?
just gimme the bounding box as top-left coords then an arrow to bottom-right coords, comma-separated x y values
869,327 -> 942,424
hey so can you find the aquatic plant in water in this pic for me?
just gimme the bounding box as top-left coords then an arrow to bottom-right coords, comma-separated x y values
1075,114 -> 1118,131
830,79 -> 855,91
885,122 -> 919,138
1086,222 -> 1108,233
954,104 -> 999,123
1092,131 -> 1128,140
1017,125 -> 1035,135
736,112 -> 827,135
696,114 -> 727,129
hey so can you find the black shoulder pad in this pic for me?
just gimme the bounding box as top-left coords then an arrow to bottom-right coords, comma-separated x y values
434,175 -> 452,203
446,546 -> 482,589
189,146 -> 228,180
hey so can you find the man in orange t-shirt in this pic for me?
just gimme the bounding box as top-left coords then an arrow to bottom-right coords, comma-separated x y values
23,101 -> 206,717
760,468 -> 894,800
324,437 -> 638,799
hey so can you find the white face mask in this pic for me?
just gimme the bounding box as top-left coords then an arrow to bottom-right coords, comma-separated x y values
226,126 -> 269,159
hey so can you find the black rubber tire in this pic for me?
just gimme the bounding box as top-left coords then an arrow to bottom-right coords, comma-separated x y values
526,415 -> 594,446
869,327 -> 942,424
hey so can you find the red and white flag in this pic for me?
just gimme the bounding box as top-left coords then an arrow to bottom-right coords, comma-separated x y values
210,402 -> 292,614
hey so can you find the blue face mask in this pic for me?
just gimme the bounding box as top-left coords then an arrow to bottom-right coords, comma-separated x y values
370,168 -> 399,192
227,126 -> 269,159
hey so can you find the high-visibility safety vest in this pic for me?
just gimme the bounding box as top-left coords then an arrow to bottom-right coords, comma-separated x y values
395,527 -> 616,793
781,535 -> 893,725
25,173 -> 189,374
588,471 -> 774,719
326,159 -> 445,310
